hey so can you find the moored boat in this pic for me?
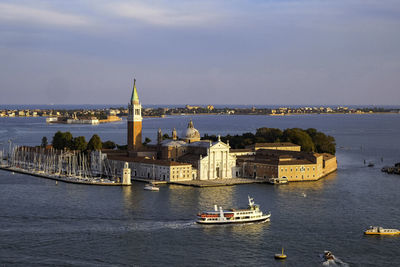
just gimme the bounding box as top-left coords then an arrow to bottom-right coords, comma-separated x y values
144,183 -> 159,191
196,196 -> 270,224
268,177 -> 289,185
364,226 -> 400,235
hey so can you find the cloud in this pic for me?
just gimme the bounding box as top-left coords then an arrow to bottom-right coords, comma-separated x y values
0,3 -> 91,28
106,1 -> 226,27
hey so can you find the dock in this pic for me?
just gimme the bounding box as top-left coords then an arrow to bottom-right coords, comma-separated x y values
1,165 -> 269,188
0,166 -> 124,186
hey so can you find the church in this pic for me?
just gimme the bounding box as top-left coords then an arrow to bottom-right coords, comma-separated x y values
91,78 -> 337,183
93,79 -> 237,182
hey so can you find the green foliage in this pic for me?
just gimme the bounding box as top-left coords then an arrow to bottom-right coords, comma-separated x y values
203,127 -> 336,154
282,128 -> 315,152
52,131 -> 73,150
307,129 -> 336,155
162,133 -> 170,139
41,136 -> 48,148
255,128 -> 283,142
102,140 -> 116,149
87,134 -> 102,151
72,136 -> 87,151
143,137 -> 151,145
117,144 -> 128,150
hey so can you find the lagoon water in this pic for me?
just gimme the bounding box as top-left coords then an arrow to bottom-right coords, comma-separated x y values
1,114 -> 400,266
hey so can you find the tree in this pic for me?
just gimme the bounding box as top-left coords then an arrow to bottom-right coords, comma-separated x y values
282,128 -> 315,152
72,136 -> 87,151
312,132 -> 336,155
102,140 -> 116,149
41,136 -> 48,148
255,128 -> 283,142
52,131 -> 73,150
143,137 -> 151,145
87,134 -> 102,151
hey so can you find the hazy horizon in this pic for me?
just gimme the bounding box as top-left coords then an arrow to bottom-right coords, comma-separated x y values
1,0 -> 400,105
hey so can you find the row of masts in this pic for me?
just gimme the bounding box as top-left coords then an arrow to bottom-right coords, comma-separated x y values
9,145 -> 93,179
0,141 -> 124,182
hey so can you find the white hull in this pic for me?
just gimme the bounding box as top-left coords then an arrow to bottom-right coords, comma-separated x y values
197,214 -> 270,224
197,196 -> 271,225
144,185 -> 159,191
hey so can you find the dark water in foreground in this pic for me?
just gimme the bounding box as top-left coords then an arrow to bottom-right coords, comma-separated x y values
1,114 -> 400,266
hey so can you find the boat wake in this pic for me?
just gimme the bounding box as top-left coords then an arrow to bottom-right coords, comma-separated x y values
126,220 -> 197,231
0,219 -> 198,234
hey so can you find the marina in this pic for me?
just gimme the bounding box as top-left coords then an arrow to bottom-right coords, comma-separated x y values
0,143 -> 123,186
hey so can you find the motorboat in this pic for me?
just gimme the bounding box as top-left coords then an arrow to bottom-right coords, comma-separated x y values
196,196 -> 270,224
323,251 -> 335,261
144,183 -> 159,191
268,177 -> 289,185
364,226 -> 400,235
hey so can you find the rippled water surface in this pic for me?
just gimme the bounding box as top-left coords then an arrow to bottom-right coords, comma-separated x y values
1,114 -> 400,266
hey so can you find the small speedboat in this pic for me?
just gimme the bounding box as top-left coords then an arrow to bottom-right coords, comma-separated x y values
144,183 -> 159,191
274,247 -> 287,259
323,251 -> 335,261
367,162 -> 374,167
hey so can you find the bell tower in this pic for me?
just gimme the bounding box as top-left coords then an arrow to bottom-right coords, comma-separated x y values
127,78 -> 142,151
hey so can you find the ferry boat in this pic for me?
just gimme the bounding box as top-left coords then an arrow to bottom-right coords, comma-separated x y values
196,196 -> 270,224
364,226 -> 400,235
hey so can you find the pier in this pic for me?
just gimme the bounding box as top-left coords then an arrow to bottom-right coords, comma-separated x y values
0,166 -> 124,186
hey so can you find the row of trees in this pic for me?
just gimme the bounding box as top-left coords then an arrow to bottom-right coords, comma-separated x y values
43,131 -> 152,152
202,127 -> 336,154
42,131 -> 106,152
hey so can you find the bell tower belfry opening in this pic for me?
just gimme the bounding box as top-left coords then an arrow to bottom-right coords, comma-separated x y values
127,78 -> 143,151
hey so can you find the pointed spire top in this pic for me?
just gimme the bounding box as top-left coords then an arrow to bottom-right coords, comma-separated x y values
131,78 -> 139,104
188,119 -> 194,128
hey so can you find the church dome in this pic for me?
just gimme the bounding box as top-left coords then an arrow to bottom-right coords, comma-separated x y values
183,120 -> 200,143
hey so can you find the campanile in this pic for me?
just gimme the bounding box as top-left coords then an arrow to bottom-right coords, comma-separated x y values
127,78 -> 142,151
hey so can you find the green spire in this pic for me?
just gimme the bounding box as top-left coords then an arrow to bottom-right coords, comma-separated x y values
131,78 -> 139,104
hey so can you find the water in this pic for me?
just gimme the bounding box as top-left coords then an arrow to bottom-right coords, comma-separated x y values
1,114 -> 400,266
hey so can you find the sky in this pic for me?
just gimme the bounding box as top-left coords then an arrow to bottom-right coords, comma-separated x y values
1,0 -> 400,105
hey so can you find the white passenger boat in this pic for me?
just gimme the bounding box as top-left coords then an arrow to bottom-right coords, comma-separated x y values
144,183 -> 159,191
196,196 -> 270,224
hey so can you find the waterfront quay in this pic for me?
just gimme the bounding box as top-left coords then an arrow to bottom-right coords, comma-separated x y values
0,166 -> 124,186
